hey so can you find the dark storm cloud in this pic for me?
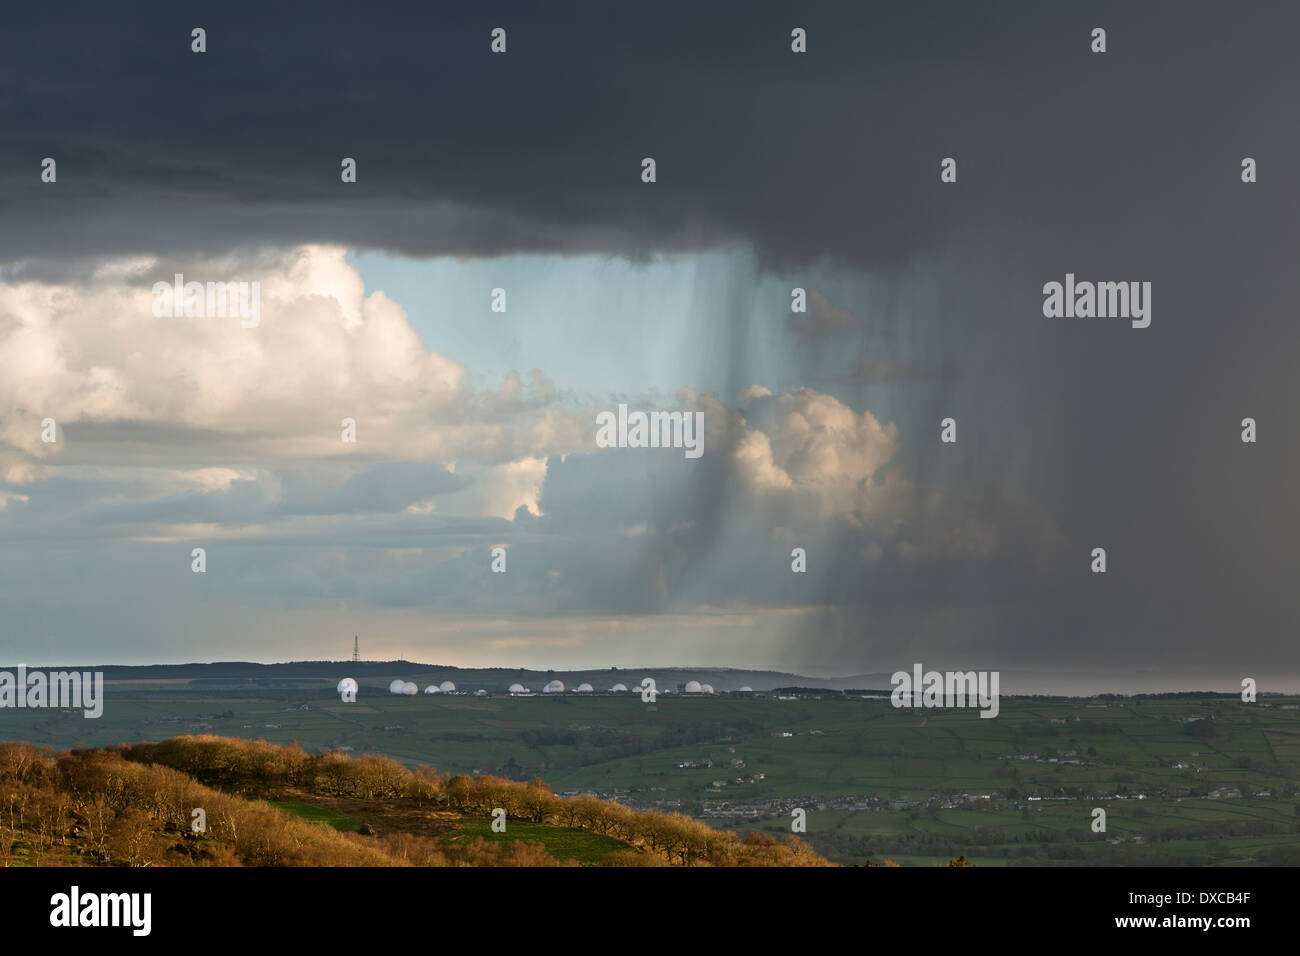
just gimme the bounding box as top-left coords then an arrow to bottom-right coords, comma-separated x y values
3,0 -> 1291,271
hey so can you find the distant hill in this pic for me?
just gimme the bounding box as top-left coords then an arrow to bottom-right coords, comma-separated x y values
1,660 -> 843,693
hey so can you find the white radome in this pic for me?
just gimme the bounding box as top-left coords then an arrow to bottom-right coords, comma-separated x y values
423,685 -> 441,694
337,678 -> 358,694
701,683 -> 715,695
738,686 -> 754,693
439,680 -> 456,693
543,679 -> 565,693
610,682 -> 628,692
475,689 -> 487,696
575,682 -> 594,692
508,683 -> 526,694
684,680 -> 703,694
402,682 -> 418,695
389,679 -> 407,694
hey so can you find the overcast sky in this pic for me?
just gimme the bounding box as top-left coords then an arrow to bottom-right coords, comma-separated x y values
0,1 -> 1296,684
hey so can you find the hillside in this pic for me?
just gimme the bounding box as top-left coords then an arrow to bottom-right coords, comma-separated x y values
0,736 -> 831,867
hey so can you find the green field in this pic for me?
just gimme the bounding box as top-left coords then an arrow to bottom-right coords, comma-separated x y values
4,684 -> 1298,865
272,794 -> 629,864
270,801 -> 360,832
454,818 -> 632,865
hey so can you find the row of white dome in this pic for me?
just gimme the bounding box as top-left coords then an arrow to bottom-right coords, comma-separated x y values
384,680 -> 477,696
337,678 -> 754,696
515,680 -> 755,694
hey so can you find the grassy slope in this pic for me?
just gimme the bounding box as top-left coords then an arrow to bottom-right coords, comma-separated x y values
270,797 -> 629,864
270,801 -> 360,832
